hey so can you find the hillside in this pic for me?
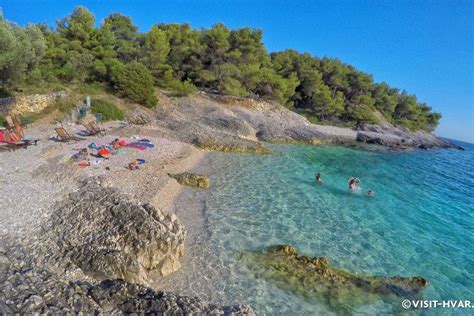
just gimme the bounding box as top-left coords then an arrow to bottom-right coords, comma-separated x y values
1,6 -> 441,132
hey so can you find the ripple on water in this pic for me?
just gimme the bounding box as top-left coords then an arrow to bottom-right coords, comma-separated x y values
154,143 -> 474,314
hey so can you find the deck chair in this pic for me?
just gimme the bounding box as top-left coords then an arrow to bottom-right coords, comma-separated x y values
82,123 -> 101,136
89,121 -> 106,135
4,116 -> 15,130
12,115 -> 26,128
0,129 -> 37,150
4,115 -> 25,138
55,127 -> 86,142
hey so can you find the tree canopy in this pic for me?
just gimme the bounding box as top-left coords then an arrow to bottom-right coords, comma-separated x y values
0,6 -> 441,131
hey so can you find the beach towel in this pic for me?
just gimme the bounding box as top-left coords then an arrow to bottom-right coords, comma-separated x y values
124,143 -> 147,151
98,148 -> 111,156
133,141 -> 155,148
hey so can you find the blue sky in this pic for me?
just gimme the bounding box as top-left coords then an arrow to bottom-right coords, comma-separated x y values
2,0 -> 473,142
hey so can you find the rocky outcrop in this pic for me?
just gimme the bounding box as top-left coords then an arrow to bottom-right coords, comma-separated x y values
242,245 -> 429,313
357,123 -> 464,150
168,172 -> 210,189
34,178 -> 186,285
192,135 -> 271,154
0,91 -> 66,116
154,93 -> 461,152
0,240 -> 254,315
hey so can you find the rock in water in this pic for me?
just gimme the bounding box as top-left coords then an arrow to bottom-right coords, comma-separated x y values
168,172 -> 210,189
241,245 -> 429,313
35,178 -> 186,285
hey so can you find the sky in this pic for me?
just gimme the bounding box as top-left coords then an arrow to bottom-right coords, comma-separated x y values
1,0 -> 473,142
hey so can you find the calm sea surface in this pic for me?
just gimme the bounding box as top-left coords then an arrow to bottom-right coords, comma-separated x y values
156,141 -> 474,315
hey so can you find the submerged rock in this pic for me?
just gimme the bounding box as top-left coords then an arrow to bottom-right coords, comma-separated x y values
0,241 -> 254,315
168,172 -> 210,189
241,245 -> 429,313
34,178 -> 186,285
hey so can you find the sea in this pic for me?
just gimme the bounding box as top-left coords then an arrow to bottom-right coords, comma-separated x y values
155,140 -> 474,315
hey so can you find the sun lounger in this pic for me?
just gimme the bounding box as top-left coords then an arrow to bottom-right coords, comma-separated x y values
0,129 -> 37,149
82,123 -> 102,136
4,115 -> 15,130
89,121 -> 106,135
55,127 -> 86,142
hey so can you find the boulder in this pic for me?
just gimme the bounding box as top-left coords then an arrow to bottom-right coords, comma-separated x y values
35,178 -> 186,285
242,244 -> 429,313
168,172 -> 210,189
0,241 -> 254,315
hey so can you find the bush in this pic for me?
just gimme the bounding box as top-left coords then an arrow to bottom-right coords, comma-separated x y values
91,99 -> 125,121
170,79 -> 197,97
0,115 -> 5,127
113,62 -> 157,108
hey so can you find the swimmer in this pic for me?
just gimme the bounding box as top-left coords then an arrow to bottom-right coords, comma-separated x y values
315,172 -> 323,184
348,177 -> 358,191
367,190 -> 375,197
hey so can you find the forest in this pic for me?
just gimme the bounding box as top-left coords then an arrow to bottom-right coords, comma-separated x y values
0,6 -> 441,131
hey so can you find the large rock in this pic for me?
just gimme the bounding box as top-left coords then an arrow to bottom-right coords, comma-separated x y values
168,172 -> 210,189
153,93 -> 462,152
0,240 -> 254,315
35,178 -> 186,285
242,245 -> 429,313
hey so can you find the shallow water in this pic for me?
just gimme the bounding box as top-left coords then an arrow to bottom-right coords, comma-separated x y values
156,142 -> 474,315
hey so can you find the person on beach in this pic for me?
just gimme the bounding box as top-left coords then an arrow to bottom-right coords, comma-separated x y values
112,138 -> 123,149
367,190 -> 375,197
315,172 -> 323,184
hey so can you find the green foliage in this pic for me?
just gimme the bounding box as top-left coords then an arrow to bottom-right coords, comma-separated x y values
0,115 -> 5,127
91,98 -> 125,121
0,17 -> 46,89
113,61 -> 157,107
2,6 -> 441,131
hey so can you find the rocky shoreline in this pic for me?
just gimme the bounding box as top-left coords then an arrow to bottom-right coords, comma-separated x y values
0,92 -> 462,314
0,124 -> 253,314
152,93 -> 463,153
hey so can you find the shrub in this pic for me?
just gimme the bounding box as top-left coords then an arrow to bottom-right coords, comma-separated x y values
170,79 -> 197,97
0,115 -> 5,127
113,62 -> 157,108
91,99 -> 125,121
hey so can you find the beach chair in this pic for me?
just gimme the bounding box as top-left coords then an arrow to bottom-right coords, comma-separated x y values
12,115 -> 26,128
89,121 -> 106,135
4,115 -> 25,138
4,116 -> 15,130
55,127 -> 86,143
0,129 -> 38,150
82,123 -> 96,135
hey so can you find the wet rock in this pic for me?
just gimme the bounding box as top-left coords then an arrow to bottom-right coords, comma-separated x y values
242,244 -> 429,313
34,177 -> 186,285
168,172 -> 210,189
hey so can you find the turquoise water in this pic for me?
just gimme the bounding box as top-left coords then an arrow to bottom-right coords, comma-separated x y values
157,142 -> 474,314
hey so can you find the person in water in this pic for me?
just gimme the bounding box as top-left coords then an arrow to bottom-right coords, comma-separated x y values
367,190 -> 375,197
348,177 -> 359,191
315,172 -> 323,184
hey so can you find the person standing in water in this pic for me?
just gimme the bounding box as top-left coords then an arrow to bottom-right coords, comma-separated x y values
315,172 -> 323,184
348,177 -> 359,191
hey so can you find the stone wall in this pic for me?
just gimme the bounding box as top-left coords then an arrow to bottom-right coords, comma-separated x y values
0,91 -> 66,116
